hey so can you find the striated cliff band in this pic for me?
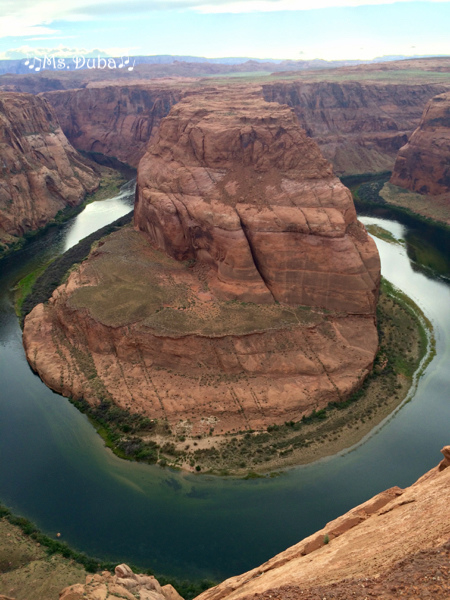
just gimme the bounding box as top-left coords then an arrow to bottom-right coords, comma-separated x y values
42,83 -> 185,168
194,446 -> 450,600
391,91 -> 450,195
0,92 -> 99,254
261,80 -> 450,175
35,60 -> 450,176
23,90 -> 380,438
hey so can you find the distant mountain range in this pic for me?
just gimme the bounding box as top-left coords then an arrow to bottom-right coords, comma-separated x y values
1,54 -> 446,76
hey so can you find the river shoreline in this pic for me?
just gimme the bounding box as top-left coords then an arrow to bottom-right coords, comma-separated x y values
13,198 -> 434,478
36,275 -> 431,478
0,166 -> 127,262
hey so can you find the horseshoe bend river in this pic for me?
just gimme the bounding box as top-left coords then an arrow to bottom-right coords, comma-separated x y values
0,182 -> 449,581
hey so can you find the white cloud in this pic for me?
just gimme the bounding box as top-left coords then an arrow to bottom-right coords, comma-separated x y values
194,0 -> 450,13
1,0 -> 449,38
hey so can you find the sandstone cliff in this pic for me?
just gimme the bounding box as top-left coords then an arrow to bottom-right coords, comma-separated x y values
391,91 -> 450,195
23,90 -> 380,436
0,92 -> 99,253
42,84 -> 185,167
262,81 -> 450,175
196,446 -> 450,600
40,78 -> 450,177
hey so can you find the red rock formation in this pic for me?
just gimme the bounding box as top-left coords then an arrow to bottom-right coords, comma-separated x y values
195,446 -> 450,600
38,73 -> 450,176
60,564 -> 184,600
391,91 -> 450,194
0,92 -> 99,252
42,83 -> 184,167
23,90 -> 380,435
135,89 -> 380,313
262,81 -> 450,174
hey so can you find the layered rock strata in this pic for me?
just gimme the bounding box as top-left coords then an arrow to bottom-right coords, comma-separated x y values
39,77 -> 450,176
135,90 -> 380,313
0,92 -> 99,250
23,91 -> 380,435
196,446 -> 450,600
262,81 -> 450,174
391,91 -> 450,194
42,84 -> 184,167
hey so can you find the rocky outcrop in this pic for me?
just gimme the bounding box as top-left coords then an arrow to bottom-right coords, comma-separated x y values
23,90 -> 380,435
60,564 -> 184,600
391,92 -> 450,194
43,84 -> 184,167
262,81 -> 450,174
0,92 -> 99,252
135,89 -> 380,313
195,446 -> 450,600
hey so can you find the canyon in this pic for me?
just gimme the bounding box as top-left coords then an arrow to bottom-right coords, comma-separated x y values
22,90 -> 380,436
261,80 -> 450,174
38,77 -> 450,176
0,92 -> 99,255
42,84 -> 184,167
1,58 -> 445,177
0,57 -> 448,600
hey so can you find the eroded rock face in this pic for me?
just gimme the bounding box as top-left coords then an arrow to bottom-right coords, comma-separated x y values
195,447 -> 450,600
41,77 -> 450,177
23,90 -> 380,435
0,92 -> 99,250
135,90 -> 380,313
43,84 -> 184,167
60,564 -> 184,600
23,226 -> 379,435
391,92 -> 450,194
262,81 -> 450,175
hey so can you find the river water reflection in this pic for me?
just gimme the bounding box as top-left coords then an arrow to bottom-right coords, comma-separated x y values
0,190 -> 449,580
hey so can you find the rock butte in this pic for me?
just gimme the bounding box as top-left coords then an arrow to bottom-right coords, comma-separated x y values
0,92 -> 99,250
23,90 -> 380,436
391,91 -> 450,195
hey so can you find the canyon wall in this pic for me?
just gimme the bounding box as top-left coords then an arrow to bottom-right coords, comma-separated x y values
23,90 -> 380,435
42,84 -> 185,167
391,91 -> 450,194
262,81 -> 450,174
41,80 -> 450,176
0,92 -> 99,252
196,446 -> 450,600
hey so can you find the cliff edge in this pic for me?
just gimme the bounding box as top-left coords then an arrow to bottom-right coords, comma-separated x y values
196,446 -> 450,600
391,91 -> 450,195
0,92 -> 99,254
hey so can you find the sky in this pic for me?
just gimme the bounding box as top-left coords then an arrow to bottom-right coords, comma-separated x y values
1,0 -> 450,61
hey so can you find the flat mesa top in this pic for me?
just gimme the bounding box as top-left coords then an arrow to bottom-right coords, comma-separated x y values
68,227 -> 323,335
